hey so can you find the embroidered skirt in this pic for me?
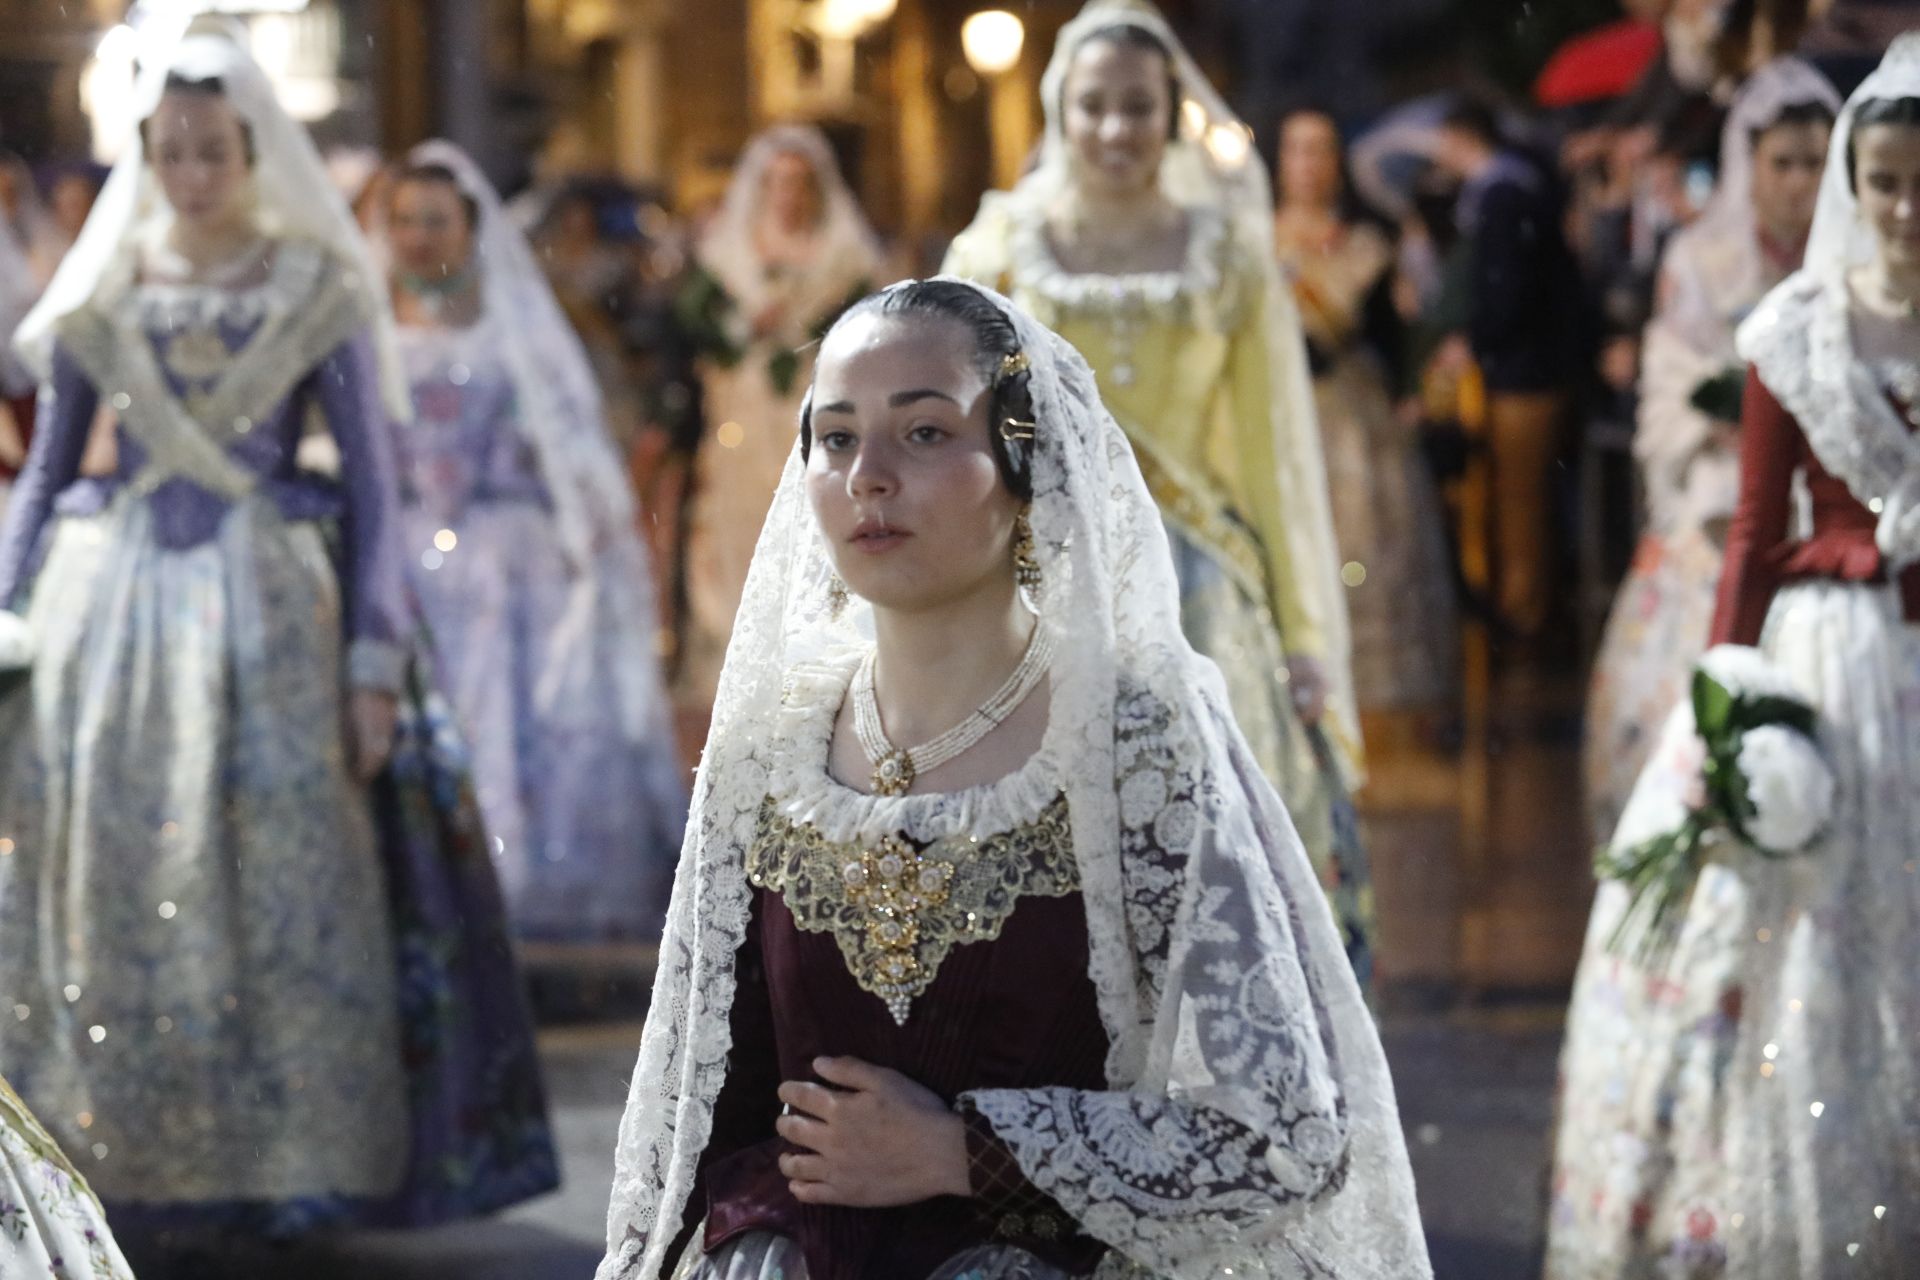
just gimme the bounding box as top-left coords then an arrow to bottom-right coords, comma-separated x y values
0,494 -> 556,1233
674,1230 -> 1075,1280
1548,581 -> 1920,1277
1584,527 -> 1725,848
404,499 -> 682,941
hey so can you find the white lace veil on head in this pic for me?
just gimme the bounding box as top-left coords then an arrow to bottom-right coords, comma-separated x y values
1737,34 -> 1920,572
1798,32 -> 1920,291
372,139 -> 635,562
11,12 -> 409,420
694,123 -> 883,311
1697,57 -> 1842,237
1020,0 -> 1267,247
597,278 -> 1427,1279
1004,0 -> 1361,782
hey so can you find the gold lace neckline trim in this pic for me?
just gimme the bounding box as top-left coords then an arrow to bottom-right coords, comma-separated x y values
747,794 -> 1078,1025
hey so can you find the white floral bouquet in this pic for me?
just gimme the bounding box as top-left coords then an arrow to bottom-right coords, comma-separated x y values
1597,644 -> 1835,960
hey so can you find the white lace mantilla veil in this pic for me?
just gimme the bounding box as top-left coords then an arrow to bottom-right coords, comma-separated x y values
996,0 -> 1359,782
10,9 -> 411,422
596,279 -> 1429,1280
1737,33 -> 1920,574
694,123 -> 884,317
1654,58 -> 1840,357
1699,59 -> 1842,239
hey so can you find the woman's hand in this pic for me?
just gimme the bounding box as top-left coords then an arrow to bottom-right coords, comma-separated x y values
774,1056 -> 972,1207
348,689 -> 400,782
1287,655 -> 1329,728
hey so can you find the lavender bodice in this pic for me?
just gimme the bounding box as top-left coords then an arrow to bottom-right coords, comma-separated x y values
0,266 -> 409,658
393,319 -> 550,526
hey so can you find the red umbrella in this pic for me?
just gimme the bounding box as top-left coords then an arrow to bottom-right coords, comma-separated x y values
1534,19 -> 1663,108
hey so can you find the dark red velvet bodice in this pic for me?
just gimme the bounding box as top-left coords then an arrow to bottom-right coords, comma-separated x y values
688,882 -> 1112,1280
1711,366 -> 1920,646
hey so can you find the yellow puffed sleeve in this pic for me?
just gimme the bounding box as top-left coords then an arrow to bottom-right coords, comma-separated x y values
941,197 -> 1016,293
1223,240 -> 1362,779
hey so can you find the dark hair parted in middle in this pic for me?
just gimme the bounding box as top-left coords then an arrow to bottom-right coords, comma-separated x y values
391,161 -> 483,229
142,73 -> 257,166
799,280 -> 1037,502
1847,96 -> 1920,193
1750,99 -> 1836,151
1070,23 -> 1184,143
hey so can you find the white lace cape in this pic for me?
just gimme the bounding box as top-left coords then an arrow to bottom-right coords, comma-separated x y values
596,281 -> 1428,1280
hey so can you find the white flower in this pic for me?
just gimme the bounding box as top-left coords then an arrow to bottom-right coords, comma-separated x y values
1695,644 -> 1808,704
0,611 -> 31,672
1737,725 -> 1835,853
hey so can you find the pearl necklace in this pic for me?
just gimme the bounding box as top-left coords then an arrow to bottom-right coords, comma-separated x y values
853,627 -> 1053,796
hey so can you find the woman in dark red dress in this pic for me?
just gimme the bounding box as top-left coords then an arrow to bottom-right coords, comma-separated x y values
1547,37 -> 1920,1277
593,276 -> 1430,1280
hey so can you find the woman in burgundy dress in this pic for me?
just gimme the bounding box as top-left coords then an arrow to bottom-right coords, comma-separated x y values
1547,37 -> 1920,1277
593,277 -> 1430,1280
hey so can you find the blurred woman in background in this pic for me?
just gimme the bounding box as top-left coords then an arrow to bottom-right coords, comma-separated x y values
1584,61 -> 1838,845
375,141 -> 685,942
945,0 -> 1371,974
677,125 -> 884,715
1273,106 -> 1459,721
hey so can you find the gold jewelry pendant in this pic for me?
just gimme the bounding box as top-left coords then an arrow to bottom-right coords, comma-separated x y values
871,747 -> 916,796
1013,512 -> 1043,594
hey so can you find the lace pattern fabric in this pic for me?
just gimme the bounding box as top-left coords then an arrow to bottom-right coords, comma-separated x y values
0,1076 -> 134,1280
595,279 -> 1427,1280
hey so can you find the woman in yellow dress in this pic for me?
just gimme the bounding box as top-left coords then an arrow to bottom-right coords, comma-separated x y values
944,0 -> 1368,971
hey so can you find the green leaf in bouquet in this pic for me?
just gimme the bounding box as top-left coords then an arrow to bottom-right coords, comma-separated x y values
1688,367 -> 1748,424
768,348 -> 801,397
1727,694 -> 1818,738
1691,669 -> 1736,739
1597,819 -> 1711,965
673,266 -> 745,368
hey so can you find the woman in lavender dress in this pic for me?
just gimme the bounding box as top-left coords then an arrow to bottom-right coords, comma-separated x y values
376,141 -> 683,941
0,21 -> 553,1249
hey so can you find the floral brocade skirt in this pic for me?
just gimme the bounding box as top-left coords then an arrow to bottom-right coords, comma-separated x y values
1584,527 -> 1725,849
1316,353 -> 1459,712
0,496 -> 556,1235
404,499 -> 683,942
0,1075 -> 134,1279
675,1231 -> 1074,1280
1547,581 -> 1920,1278
1165,522 -> 1373,987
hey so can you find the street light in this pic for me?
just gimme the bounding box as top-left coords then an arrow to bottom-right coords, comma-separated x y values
960,9 -> 1023,77
961,10 -> 1028,190
812,0 -> 896,41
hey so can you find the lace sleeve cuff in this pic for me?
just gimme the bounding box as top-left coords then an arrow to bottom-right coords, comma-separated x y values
347,638 -> 407,694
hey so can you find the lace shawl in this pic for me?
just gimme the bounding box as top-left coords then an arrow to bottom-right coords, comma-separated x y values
596,280 -> 1428,1280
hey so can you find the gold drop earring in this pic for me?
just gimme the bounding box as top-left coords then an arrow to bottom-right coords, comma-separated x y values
1012,511 -> 1042,594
